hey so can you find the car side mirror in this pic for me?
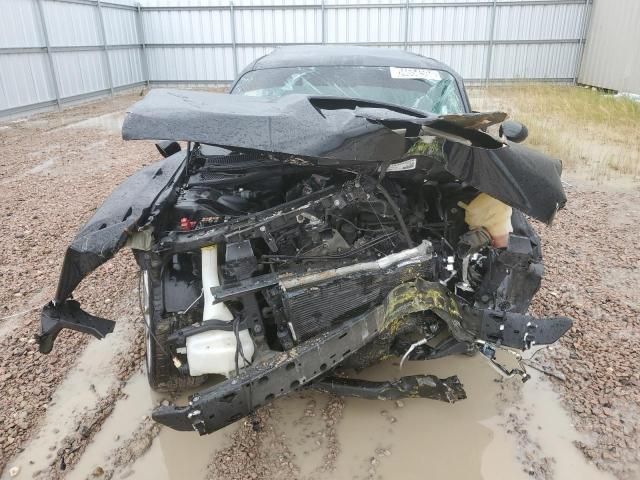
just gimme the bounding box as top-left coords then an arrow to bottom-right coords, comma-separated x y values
155,141 -> 181,158
499,120 -> 528,143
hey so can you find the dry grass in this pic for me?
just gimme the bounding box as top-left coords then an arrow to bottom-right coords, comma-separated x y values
468,84 -> 640,181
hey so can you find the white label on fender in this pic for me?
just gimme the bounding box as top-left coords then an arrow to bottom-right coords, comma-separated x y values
390,67 -> 441,81
387,158 -> 417,172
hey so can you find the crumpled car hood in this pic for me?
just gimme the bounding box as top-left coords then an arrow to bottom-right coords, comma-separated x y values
122,88 -> 566,223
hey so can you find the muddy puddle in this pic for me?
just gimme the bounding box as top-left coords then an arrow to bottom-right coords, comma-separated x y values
1,312 -> 139,479
5,343 -> 614,480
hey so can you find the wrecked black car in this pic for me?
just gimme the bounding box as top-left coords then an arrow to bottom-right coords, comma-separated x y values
38,46 -> 572,435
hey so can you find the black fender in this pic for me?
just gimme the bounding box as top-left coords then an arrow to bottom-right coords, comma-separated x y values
37,151 -> 187,353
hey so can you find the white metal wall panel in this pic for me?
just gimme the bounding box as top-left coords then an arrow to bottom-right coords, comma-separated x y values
52,50 -> 108,97
0,0 -> 55,114
103,7 -> 140,45
137,0 -> 590,83
42,0 -> 102,47
1,0 -> 594,118
409,44 -> 488,80
0,0 -> 44,48
409,5 -> 491,42
0,53 -> 54,110
143,9 -> 234,44
109,48 -> 144,86
235,45 -> 272,70
141,0 -> 314,5
493,3 -> 586,41
235,8 -> 321,44
141,0 -> 228,5
147,46 -> 235,81
330,0 -> 402,5
490,42 -> 580,79
326,7 -> 405,43
579,0 -> 640,94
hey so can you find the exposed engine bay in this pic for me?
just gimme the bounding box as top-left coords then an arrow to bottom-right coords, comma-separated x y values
155,145 -> 526,367
37,89 -> 572,435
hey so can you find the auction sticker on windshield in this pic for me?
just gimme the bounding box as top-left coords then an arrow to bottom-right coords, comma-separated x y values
390,67 -> 442,81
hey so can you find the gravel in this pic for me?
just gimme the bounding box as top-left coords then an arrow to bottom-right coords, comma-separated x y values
34,385 -> 127,480
317,396 -> 344,472
206,395 -> 345,480
0,92 -> 155,475
208,407 -> 300,480
530,186 -> 640,479
101,416 -> 162,480
497,379 -> 556,480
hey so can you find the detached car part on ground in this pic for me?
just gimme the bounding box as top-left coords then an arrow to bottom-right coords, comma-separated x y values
38,47 -> 572,435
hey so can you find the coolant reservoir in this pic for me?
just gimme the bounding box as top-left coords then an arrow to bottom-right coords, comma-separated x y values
458,193 -> 513,248
186,245 -> 254,377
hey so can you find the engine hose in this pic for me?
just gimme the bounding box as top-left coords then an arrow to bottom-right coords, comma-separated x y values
262,231 -> 399,262
375,183 -> 415,248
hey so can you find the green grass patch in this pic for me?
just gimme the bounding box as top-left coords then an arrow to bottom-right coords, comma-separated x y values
468,84 -> 640,180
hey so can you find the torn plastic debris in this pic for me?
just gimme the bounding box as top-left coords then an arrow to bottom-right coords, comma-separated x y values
312,375 -> 467,403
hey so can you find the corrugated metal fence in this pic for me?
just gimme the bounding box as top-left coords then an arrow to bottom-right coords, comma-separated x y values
0,0 -> 592,118
0,0 -> 146,117
578,0 -> 640,95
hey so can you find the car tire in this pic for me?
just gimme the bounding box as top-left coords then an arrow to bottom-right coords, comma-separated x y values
138,256 -> 206,393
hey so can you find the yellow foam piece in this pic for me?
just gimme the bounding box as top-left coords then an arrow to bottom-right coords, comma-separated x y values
458,193 -> 513,247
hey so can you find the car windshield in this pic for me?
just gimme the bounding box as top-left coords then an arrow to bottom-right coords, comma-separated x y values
232,66 -> 465,115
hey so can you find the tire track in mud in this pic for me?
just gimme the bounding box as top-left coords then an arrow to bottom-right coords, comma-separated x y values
494,377 -> 556,479
208,407 -> 300,480
39,385 -> 129,479
315,396 -> 344,474
100,417 -> 162,480
30,321 -> 146,479
206,395 -> 345,480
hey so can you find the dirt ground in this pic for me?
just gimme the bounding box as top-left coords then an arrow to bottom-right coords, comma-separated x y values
0,85 -> 639,480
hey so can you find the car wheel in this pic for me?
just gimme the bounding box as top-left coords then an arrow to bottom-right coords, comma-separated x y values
140,266 -> 206,393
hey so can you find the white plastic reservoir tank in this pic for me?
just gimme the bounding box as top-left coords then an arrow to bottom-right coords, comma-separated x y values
186,245 -> 254,377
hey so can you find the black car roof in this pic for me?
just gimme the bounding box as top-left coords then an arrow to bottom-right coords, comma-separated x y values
231,45 -> 471,112
249,45 -> 453,71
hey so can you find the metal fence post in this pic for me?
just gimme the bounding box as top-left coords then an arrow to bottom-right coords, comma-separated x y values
573,0 -> 592,84
321,0 -> 326,44
484,0 -> 497,85
136,3 -> 150,86
230,1 -> 238,78
403,0 -> 410,50
35,0 -> 62,109
96,0 -> 115,96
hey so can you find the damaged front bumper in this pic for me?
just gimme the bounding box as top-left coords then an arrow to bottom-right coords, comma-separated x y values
153,279 -> 571,435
